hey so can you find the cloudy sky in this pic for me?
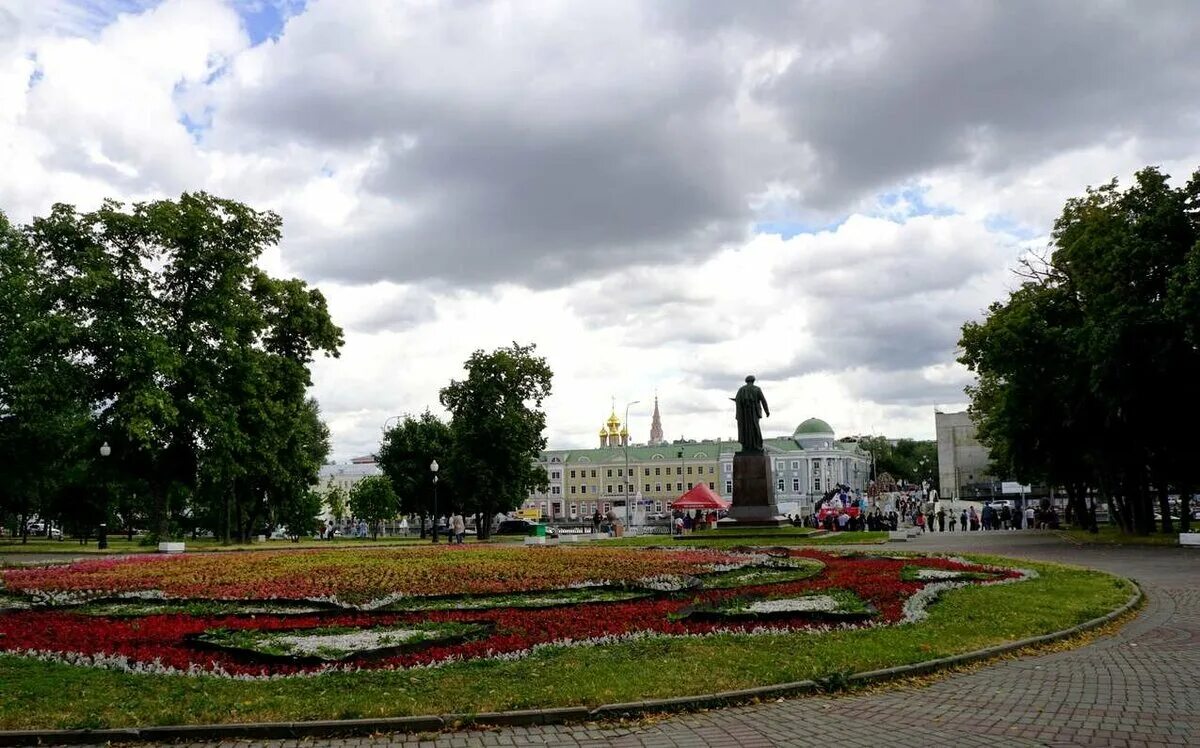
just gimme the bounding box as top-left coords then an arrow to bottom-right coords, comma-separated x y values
3,0 -> 1199,460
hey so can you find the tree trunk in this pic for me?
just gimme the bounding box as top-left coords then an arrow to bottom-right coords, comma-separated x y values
1065,485 -> 1089,531
477,504 -> 493,541
1180,486 -> 1192,533
419,511 -> 427,539
1134,480 -> 1153,535
1157,484 -> 1173,534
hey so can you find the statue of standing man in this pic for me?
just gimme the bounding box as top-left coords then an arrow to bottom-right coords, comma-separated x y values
733,375 -> 770,452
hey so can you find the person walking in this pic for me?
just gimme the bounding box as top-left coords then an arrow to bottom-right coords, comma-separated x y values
937,508 -> 946,532
960,509 -> 968,531
451,513 -> 466,544
1025,504 -> 1036,529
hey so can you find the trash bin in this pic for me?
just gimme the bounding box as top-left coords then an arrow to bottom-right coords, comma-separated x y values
531,524 -> 548,537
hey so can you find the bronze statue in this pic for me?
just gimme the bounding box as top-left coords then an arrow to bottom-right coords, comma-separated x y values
732,375 -> 769,452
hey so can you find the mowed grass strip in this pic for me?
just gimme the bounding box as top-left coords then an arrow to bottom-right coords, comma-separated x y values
0,556 -> 1131,730
604,530 -> 887,548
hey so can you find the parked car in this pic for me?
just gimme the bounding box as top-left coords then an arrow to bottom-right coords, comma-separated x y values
493,519 -> 558,537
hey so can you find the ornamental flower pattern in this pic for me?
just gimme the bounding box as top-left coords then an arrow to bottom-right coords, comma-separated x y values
0,548 -> 1025,678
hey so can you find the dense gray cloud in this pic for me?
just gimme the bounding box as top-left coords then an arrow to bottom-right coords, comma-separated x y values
344,287 -> 438,334
8,0 -> 1200,454
202,0 -> 1200,289
753,1 -> 1200,208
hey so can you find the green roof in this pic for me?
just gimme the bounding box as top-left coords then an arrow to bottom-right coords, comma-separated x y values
794,418 -> 834,436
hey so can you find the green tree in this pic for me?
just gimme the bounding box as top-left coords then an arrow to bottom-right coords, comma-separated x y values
377,410 -> 456,539
349,476 -> 398,540
0,211 -> 92,541
961,166 -> 1200,535
277,489 -> 324,542
324,484 -> 348,525
856,437 -> 937,486
440,343 -> 551,540
6,194 -> 342,542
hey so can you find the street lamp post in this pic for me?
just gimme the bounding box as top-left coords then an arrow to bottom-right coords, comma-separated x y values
430,459 -> 439,544
623,400 -> 640,531
98,441 -> 111,550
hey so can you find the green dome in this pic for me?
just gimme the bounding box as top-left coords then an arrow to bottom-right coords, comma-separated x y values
793,418 -> 834,437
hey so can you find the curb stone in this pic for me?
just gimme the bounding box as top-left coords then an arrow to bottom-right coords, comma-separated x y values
0,581 -> 1143,747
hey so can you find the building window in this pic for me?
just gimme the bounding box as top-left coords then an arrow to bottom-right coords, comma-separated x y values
570,485 -> 576,494
723,463 -> 731,473
655,467 -> 661,475
676,482 -> 683,491
644,467 -> 650,476
791,461 -> 799,470
552,471 -> 560,480
792,478 -> 800,492
644,483 -> 651,492
687,466 -> 693,474
607,484 -> 613,494
607,469 -> 613,477
617,468 -> 623,477
552,486 -> 561,495
777,479 -> 785,492
655,501 -> 663,512
708,482 -> 715,490
603,503 -> 611,512
591,469 -> 597,478
655,483 -> 662,492
725,480 -> 733,493
776,461 -> 784,471
570,470 -> 576,478
580,485 -> 587,494
676,467 -> 682,475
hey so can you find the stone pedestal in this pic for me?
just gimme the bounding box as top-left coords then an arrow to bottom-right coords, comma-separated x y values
719,451 -> 789,527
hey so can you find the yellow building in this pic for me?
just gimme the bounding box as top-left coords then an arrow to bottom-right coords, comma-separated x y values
525,408 -> 870,521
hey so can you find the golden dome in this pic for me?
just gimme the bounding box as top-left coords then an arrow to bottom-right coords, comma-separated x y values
606,411 -> 621,428
599,427 -> 608,437
620,427 -> 629,436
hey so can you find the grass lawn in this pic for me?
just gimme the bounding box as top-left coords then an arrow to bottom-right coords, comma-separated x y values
0,535 -> 498,555
605,530 -> 887,548
0,552 -> 1132,730
1058,525 -> 1187,547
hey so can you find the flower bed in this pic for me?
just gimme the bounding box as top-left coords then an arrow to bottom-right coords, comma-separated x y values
0,547 -> 1025,678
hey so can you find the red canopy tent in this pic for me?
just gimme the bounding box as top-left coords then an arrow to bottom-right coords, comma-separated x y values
670,483 -> 731,510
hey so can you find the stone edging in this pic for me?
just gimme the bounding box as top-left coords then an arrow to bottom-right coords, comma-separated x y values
0,581 -> 1144,746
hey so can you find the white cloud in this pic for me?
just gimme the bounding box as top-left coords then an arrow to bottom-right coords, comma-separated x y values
3,0 -> 1200,460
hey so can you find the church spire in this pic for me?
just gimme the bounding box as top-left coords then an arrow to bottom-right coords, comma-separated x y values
649,393 -> 664,446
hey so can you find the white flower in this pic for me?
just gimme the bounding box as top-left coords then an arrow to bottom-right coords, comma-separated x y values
738,595 -> 841,614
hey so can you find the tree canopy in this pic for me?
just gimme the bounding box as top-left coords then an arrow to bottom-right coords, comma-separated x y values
349,476 -> 399,540
439,343 -> 551,539
960,166 -> 1200,534
856,437 -> 938,487
0,194 -> 342,542
377,410 -> 456,537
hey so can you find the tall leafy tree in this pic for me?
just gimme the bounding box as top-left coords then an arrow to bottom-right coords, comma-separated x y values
961,166 -> 1200,535
377,410 -> 456,538
0,211 -> 92,540
440,343 -> 551,539
349,476 -> 398,540
5,193 -> 342,541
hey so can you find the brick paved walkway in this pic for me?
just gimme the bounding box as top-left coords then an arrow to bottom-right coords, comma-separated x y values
67,533 -> 1200,747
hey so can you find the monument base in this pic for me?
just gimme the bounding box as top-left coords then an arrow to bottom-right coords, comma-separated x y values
718,451 -> 790,528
